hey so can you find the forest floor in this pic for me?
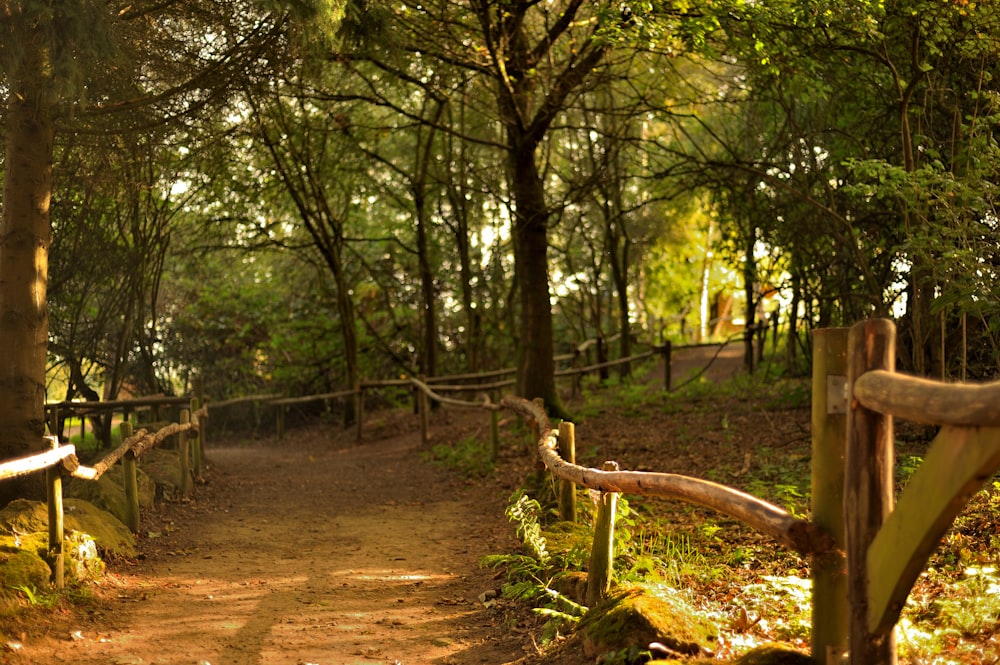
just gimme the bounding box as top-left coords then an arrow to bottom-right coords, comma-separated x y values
2,344 -> 991,665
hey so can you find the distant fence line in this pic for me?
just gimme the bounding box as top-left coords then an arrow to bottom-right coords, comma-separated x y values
44,331 -> 752,447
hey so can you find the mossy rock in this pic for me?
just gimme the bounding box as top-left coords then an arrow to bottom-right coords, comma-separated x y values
0,499 -> 135,558
0,530 -> 105,584
733,645 -> 814,665
543,521 -> 592,559
550,571 -> 589,606
0,548 -> 51,591
647,644 -> 813,665
66,465 -> 155,526
579,586 -> 717,660
139,449 -> 186,499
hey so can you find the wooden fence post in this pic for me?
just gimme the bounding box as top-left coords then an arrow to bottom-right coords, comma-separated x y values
417,376 -> 430,446
846,319 -> 897,665
179,409 -> 193,497
811,327 -> 849,664
194,375 -> 207,455
276,404 -> 286,440
45,436 -> 64,588
121,422 -> 140,533
663,340 -> 673,391
586,460 -> 620,607
355,380 -> 364,444
557,421 -> 577,522
490,408 -> 500,462
190,398 -> 203,478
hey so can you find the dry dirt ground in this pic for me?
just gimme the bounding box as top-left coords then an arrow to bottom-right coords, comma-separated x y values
1,345 -> 749,665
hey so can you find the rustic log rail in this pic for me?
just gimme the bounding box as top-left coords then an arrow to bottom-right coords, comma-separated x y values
0,401 -> 208,588
402,377 -> 840,608
413,321 -> 1000,665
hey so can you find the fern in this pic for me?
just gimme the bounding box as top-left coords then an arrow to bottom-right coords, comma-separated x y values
505,490 -> 550,564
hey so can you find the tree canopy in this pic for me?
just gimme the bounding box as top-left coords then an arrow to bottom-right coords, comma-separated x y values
0,0 -> 997,472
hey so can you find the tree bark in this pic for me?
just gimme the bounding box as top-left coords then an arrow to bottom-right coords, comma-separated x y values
509,139 -> 561,412
0,50 -> 56,503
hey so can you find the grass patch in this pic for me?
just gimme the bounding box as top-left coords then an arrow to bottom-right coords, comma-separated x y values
421,435 -> 494,478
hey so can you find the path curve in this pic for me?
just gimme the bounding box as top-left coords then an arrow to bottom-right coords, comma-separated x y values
27,423 -> 526,665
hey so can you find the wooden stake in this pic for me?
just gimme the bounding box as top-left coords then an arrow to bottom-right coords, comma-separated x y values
586,460 -> 619,607
846,319 -> 896,665
811,327 -> 849,664
189,398 -> 203,477
355,380 -> 364,444
557,421 -> 577,522
276,405 -> 286,440
490,408 -> 499,462
121,422 -> 140,533
179,409 -> 192,497
45,436 -> 64,588
663,340 -> 673,391
417,376 -> 429,446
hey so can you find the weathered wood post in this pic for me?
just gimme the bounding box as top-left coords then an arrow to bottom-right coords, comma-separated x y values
44,436 -> 65,588
586,460 -> 620,607
179,409 -> 193,497
846,319 -> 897,665
662,340 -> 673,391
276,404 -> 286,440
194,375 -> 207,457
190,398 -> 203,478
50,405 -> 60,442
355,380 -> 364,444
489,407 -> 500,462
811,327 -> 849,664
557,421 -> 577,522
417,376 -> 430,446
121,422 -> 140,533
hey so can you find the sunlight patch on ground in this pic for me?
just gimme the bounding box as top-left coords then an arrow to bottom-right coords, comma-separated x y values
329,568 -> 454,583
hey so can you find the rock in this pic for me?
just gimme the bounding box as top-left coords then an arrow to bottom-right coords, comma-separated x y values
549,571 -> 589,605
0,498 -> 135,558
578,586 -> 717,661
733,644 -> 815,665
66,465 -> 155,525
0,548 -> 50,590
139,449 -> 186,499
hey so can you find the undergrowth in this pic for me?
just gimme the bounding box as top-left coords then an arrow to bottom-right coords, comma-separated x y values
480,362 -> 1000,664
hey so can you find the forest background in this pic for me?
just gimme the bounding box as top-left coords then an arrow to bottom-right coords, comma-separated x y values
0,0 -> 998,500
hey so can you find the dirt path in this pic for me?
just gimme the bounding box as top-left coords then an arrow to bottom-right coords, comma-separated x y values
11,346 -> 748,665
23,422 -> 527,665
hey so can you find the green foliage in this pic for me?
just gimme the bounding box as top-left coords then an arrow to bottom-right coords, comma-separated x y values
10,584 -> 59,610
421,436 -> 494,478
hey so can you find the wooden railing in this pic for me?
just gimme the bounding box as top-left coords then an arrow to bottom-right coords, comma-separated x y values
403,318 -> 998,665
0,402 -> 207,588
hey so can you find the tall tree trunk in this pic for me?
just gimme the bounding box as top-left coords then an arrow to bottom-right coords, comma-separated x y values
0,52 -> 56,503
328,238 -> 359,427
415,201 -> 437,379
509,139 -> 562,414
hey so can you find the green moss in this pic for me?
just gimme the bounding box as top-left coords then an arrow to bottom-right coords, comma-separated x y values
579,585 -> 717,660
542,520 -> 592,567
734,645 -> 814,665
0,499 -> 135,558
0,549 -> 50,590
140,449 -> 185,499
66,465 -> 155,525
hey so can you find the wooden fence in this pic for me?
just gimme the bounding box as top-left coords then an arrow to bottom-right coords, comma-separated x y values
406,318 -> 999,665
5,319 -> 989,664
0,400 -> 207,588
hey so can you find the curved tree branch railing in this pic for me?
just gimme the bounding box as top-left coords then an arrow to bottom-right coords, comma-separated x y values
0,401 -> 208,588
